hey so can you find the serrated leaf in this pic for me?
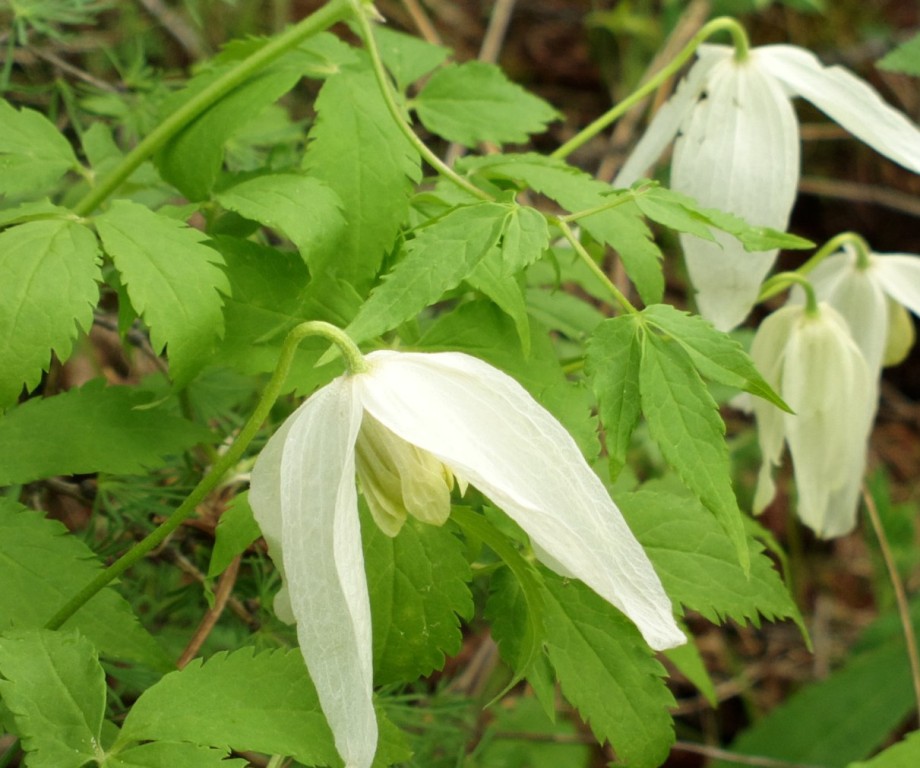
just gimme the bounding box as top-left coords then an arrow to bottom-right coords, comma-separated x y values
208,491 -> 260,578
0,629 -> 106,768
466,251 -> 531,354
642,304 -> 790,411
849,730 -> 920,768
346,202 -> 509,343
619,489 -> 804,633
363,513 -> 473,684
117,647 -> 407,767
586,315 -> 643,478
541,574 -> 675,768
96,200 -> 229,384
0,499 -> 170,669
664,633 -> 717,707
879,32 -> 920,76
639,331 -> 749,570
373,25 -> 450,92
500,204 -> 550,275
415,62 -> 558,147
105,742 -> 246,768
463,153 -> 664,303
0,100 -> 78,198
0,219 -> 100,408
304,63 -> 421,290
215,173 -> 345,268
0,381 -> 213,484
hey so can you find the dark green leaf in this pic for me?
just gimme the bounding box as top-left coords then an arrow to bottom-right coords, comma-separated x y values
106,742 -> 246,768
0,220 -> 100,408
208,491 -> 260,578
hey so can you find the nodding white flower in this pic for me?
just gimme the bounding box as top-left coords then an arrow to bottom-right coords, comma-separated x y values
250,349 -> 684,768
615,43 -> 920,331
751,302 -> 875,539
801,242 -> 920,372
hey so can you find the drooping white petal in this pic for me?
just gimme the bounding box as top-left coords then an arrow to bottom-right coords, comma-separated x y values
750,305 -> 799,514
781,305 -> 873,538
756,44 -> 920,173
276,378 -> 377,768
872,253 -> 920,317
808,249 -> 889,372
613,48 -> 724,187
356,350 -> 685,651
671,51 -> 799,330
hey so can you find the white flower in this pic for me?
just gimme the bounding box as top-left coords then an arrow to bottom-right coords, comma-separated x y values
751,302 -> 875,538
615,44 -> 920,331
803,242 -> 920,372
250,349 -> 684,768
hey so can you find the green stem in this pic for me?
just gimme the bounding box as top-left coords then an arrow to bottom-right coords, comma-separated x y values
554,218 -> 638,315
45,321 -> 363,630
557,186 -> 645,223
348,0 -> 492,201
71,0 -> 352,217
794,231 -> 872,278
758,271 -> 818,314
862,484 -> 920,725
551,16 -> 750,161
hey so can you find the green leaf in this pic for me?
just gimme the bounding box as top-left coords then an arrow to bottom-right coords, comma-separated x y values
463,153 -> 664,303
96,200 -> 229,384
642,304 -> 790,411
0,499 -> 170,669
0,629 -> 106,768
373,25 -> 450,91
541,574 -> 675,768
0,220 -> 100,407
303,62 -> 421,290
208,491 -> 261,578
620,488 -> 804,633
878,32 -> 920,76
214,172 -> 345,268
0,99 -> 78,198
363,513 -> 473,684
0,381 -> 213,484
105,742 -> 246,768
717,640 -> 916,768
466,251 -> 532,354
849,731 -> 920,768
499,204 -> 550,274
639,331 -> 749,570
0,199 -> 69,228
524,287 -> 604,339
346,202 -> 509,344
664,634 -> 717,707
415,62 -> 559,147
586,316 -> 643,478
117,647 -> 407,767
154,46 -> 333,201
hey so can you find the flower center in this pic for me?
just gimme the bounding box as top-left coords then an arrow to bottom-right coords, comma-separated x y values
354,412 -> 454,536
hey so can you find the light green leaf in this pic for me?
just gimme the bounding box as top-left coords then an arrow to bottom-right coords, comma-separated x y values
0,220 -> 100,407
105,742 -> 246,768
208,491 -> 260,578
304,62 -> 421,290
878,32 -> 920,76
500,204 -> 550,274
849,731 -> 920,768
96,200 -> 229,384
363,513 -> 473,684
373,25 -> 450,91
642,304 -> 790,411
586,315 -> 643,478
0,381 -> 213,484
117,647 -> 408,768
664,633 -> 717,707
0,199 -> 69,228
0,629 -> 106,768
639,331 -> 748,570
620,489 -> 804,633
0,100 -> 78,198
0,499 -> 170,669
415,62 -> 559,146
542,574 -> 675,768
214,173 -> 345,268
466,251 -> 531,354
463,153 -> 664,303
346,202 -> 509,344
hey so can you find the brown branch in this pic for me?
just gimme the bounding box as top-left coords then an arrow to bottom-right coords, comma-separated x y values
177,554 -> 243,669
